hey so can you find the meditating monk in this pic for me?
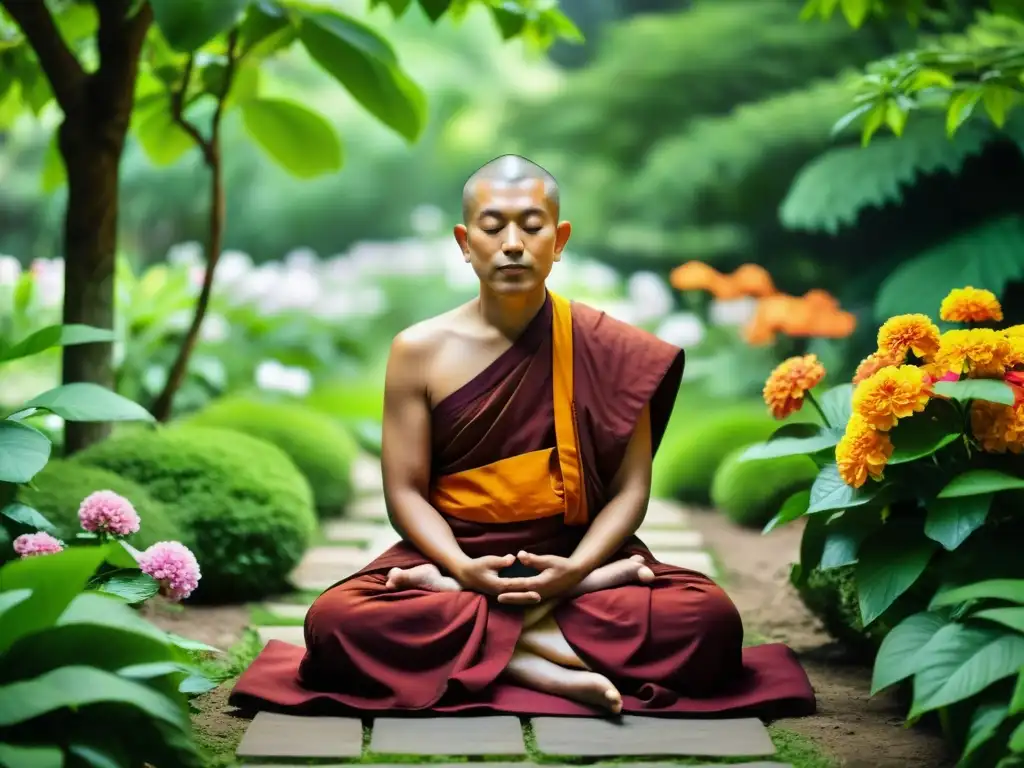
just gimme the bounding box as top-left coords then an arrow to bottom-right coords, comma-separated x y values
230,155 -> 815,718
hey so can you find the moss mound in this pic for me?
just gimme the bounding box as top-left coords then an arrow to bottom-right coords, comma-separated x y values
711,448 -> 818,528
17,459 -> 184,550
186,396 -> 360,516
652,404 -> 778,504
75,425 -> 317,603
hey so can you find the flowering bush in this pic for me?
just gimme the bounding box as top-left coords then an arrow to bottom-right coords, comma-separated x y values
740,286 -> 1024,766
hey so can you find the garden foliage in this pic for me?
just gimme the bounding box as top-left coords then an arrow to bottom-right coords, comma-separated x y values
743,285 -> 1024,766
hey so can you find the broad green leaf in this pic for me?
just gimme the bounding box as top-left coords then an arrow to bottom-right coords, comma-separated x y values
910,623 -> 1024,716
884,99 -> 907,137
299,8 -> 427,142
807,463 -> 880,514
938,470 -> 1024,498
820,508 -> 883,569
887,400 -> 961,464
96,571 -> 160,604
134,100 -> 197,166
178,673 -> 218,695
972,607 -> 1024,634
796,511 -> 829,579
0,420 -> 51,483
41,130 -> 66,193
871,610 -> 948,694
0,588 -> 33,621
165,632 -> 222,654
982,84 -> 1019,128
150,0 -> 249,52
856,521 -> 938,626
934,379 -> 1017,406
931,579 -> 1024,608
1010,720 -> 1024,752
840,0 -> 870,27
0,744 -> 62,768
1,323 -> 115,364
373,0 -> 414,14
0,665 -> 188,729
817,383 -> 853,429
0,545 -> 109,654
861,101 -> 886,147
491,4 -> 527,39
963,701 -> 1009,760
1011,669 -> 1024,715
22,383 -> 155,423
68,744 -> 122,768
240,98 -> 342,178
762,489 -> 811,534
58,591 -> 169,643
947,88 -> 982,137
740,423 -> 843,461
1,502 -> 58,534
924,494 -> 991,551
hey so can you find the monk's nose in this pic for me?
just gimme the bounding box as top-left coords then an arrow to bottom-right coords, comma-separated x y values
501,225 -> 524,255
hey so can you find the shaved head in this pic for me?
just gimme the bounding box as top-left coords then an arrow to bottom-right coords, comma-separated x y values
462,154 -> 560,223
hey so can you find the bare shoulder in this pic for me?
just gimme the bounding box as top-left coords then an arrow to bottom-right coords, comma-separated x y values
388,302 -> 472,376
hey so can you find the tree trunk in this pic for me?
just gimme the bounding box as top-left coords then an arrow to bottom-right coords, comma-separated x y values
58,121 -> 122,454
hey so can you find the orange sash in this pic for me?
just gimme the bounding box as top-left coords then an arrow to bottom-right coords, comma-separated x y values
429,292 -> 589,526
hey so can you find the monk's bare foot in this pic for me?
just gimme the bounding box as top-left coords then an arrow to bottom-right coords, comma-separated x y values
569,555 -> 655,596
519,614 -> 588,669
385,564 -> 461,592
506,649 -> 622,714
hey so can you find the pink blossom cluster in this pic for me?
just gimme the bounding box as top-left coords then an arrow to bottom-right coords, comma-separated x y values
78,490 -> 141,536
12,531 -> 64,557
137,541 -> 202,602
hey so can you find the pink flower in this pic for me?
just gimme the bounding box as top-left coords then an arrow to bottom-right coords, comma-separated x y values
13,532 -> 64,558
137,541 -> 201,602
78,490 -> 141,537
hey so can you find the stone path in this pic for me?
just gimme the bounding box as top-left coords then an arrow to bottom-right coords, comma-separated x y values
241,454 -> 789,765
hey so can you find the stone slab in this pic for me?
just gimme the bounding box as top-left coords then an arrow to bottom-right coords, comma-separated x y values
290,545 -> 368,590
369,716 -> 526,756
255,625 -> 305,647
647,549 -> 716,576
323,518 -> 389,543
261,602 -> 310,620
363,527 -> 403,557
531,715 -> 774,757
348,495 -> 390,521
244,764 -> 790,768
642,498 -> 692,528
236,712 -> 363,759
636,529 -> 704,550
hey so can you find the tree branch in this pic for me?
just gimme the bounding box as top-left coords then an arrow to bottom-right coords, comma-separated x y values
93,0 -> 153,121
0,0 -> 86,112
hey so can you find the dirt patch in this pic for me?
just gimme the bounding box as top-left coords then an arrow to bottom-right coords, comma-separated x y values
142,600 -> 252,650
687,509 -> 955,768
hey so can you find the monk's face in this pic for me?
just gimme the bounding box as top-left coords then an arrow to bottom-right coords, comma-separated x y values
454,180 -> 571,295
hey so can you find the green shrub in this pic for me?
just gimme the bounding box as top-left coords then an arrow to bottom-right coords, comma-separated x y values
185,396 -> 360,516
17,459 -> 185,550
711,448 -> 817,528
75,426 -> 317,603
652,403 -> 778,503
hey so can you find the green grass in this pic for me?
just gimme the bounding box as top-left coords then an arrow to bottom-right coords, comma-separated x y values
249,604 -> 307,627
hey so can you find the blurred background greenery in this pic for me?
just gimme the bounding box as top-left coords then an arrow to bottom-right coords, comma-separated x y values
3,0 -> 1024,586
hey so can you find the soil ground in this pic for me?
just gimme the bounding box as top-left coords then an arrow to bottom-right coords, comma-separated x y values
685,509 -> 956,768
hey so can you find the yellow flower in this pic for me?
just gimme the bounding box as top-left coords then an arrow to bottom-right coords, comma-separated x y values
852,350 -> 904,385
763,354 -> 826,420
852,364 -> 931,431
877,314 -> 940,361
1006,325 -> 1024,337
932,328 -> 1011,379
836,414 -> 894,488
1005,335 -> 1024,370
970,400 -> 1024,454
939,286 -> 1003,323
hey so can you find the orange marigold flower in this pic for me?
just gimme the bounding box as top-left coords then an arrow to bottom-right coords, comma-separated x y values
1004,336 -> 1024,370
763,354 -> 826,420
669,261 -> 723,293
730,264 -> 776,297
939,286 -> 1003,323
836,414 -> 894,488
853,350 -> 904,384
1006,325 -> 1024,337
802,289 -> 840,309
852,364 -> 931,431
933,328 -> 1011,379
877,314 -> 941,361
970,400 -> 1024,454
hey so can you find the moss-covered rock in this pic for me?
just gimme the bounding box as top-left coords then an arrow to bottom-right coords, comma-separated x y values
185,396 -> 360,517
75,425 -> 317,603
711,448 -> 817,528
17,459 -> 184,550
652,404 -> 778,504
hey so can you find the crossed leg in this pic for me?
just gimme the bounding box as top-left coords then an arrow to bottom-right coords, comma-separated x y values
385,555 -> 655,713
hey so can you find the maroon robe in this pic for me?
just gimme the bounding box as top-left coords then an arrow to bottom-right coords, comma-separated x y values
229,295 -> 816,718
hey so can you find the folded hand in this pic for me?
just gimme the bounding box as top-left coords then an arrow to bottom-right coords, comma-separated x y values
496,551 -> 585,604
452,554 -> 542,605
